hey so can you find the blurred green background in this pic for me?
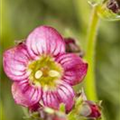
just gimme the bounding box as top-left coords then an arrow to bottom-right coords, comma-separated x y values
0,0 -> 120,120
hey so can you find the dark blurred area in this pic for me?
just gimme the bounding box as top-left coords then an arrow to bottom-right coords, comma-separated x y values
1,0 -> 120,120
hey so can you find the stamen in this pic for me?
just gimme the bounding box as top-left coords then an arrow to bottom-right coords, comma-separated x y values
35,70 -> 43,79
48,70 -> 60,77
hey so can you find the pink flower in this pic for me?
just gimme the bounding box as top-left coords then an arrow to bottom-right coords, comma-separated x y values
3,26 -> 88,112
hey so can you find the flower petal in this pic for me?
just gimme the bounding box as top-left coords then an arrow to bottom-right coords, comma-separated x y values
12,81 -> 41,107
29,103 -> 41,112
26,26 -> 65,59
3,43 -> 31,81
42,90 -> 60,110
56,54 -> 88,85
57,82 -> 75,112
42,82 -> 75,112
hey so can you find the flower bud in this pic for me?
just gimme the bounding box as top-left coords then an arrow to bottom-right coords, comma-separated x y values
96,0 -> 120,21
64,38 -> 84,57
107,0 -> 120,13
79,101 -> 101,119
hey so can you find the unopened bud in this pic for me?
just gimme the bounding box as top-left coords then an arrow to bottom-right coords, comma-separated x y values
96,0 -> 120,21
79,101 -> 101,119
107,0 -> 120,13
64,38 -> 84,57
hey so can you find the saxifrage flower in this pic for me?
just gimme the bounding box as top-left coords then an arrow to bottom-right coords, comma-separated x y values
3,26 -> 88,112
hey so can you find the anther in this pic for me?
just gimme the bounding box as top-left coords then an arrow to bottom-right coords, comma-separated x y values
48,70 -> 60,77
35,70 -> 43,79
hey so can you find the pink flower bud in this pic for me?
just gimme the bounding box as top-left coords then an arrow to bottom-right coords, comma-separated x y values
79,101 -> 101,119
64,38 -> 84,57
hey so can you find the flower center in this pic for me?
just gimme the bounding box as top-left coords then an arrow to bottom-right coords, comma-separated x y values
27,56 -> 63,89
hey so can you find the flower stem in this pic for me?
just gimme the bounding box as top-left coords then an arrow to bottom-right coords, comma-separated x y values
84,6 -> 100,100
84,6 -> 107,120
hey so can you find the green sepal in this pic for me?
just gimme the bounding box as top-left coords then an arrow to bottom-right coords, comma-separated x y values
59,103 -> 66,113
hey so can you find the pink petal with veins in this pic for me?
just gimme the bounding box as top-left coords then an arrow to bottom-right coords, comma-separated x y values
12,81 -> 41,107
42,90 -> 60,110
42,82 -> 75,112
56,53 -> 88,85
26,26 -> 65,59
57,82 -> 75,112
3,43 -> 31,81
